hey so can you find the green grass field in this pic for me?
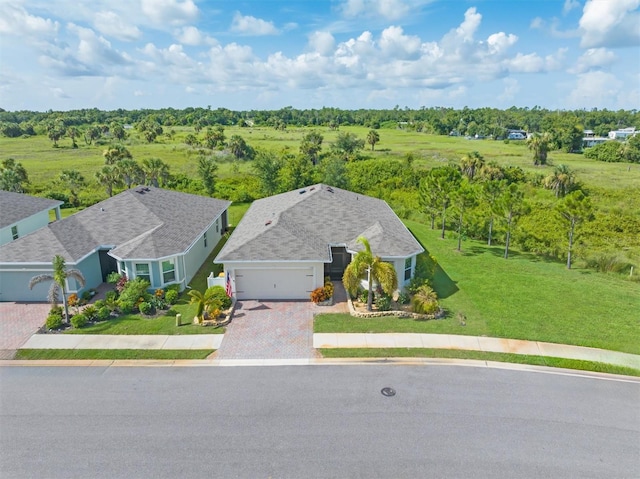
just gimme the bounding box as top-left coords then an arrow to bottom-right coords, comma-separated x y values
315,220 -> 640,355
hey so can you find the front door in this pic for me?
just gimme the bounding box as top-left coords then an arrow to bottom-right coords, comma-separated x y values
325,247 -> 351,280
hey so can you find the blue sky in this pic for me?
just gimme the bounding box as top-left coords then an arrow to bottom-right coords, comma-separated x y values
1,0 -> 638,111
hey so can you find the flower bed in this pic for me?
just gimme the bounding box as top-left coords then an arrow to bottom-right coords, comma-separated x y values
347,297 -> 444,320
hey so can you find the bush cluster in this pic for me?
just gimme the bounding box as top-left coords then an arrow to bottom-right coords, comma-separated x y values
70,313 -> 88,329
46,306 -> 64,330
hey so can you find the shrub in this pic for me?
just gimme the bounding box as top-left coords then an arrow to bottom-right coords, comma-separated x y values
97,306 -> 111,321
165,289 -> 179,305
323,278 -> 334,299
411,285 -> 439,314
117,278 -> 151,312
150,296 -> 167,310
375,293 -> 392,311
206,285 -> 232,309
105,290 -> 118,302
155,289 -> 165,299
358,289 -> 368,304
93,299 -> 106,309
397,291 -> 410,305
139,302 -> 153,315
116,274 -> 129,293
106,272 -> 122,284
70,313 -> 88,329
67,293 -> 79,308
46,307 -> 64,330
81,290 -> 92,302
118,301 -> 134,314
83,305 -> 98,321
310,287 -> 327,303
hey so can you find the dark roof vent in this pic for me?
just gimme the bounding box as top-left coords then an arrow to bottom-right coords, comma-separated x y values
299,189 -> 306,194
265,220 -> 272,226
136,189 -> 145,194
144,187 -> 150,192
326,186 -> 334,193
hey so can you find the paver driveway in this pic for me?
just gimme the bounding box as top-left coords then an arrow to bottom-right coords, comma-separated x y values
0,302 -> 50,359
215,282 -> 348,360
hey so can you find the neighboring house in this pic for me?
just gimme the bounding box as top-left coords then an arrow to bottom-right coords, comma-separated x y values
582,137 -> 608,148
608,127 -> 637,140
215,184 -> 424,300
0,187 -> 230,302
0,191 -> 62,246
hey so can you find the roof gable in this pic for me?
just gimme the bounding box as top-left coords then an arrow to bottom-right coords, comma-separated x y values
0,191 -> 62,229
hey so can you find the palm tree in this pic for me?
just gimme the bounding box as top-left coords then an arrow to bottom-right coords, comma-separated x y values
497,184 -> 528,259
411,284 -> 439,314
95,165 -> 122,197
141,158 -> 170,187
103,145 -> 132,164
544,164 -> 576,198
342,236 -> 398,312
556,190 -> 593,269
459,151 -> 485,181
366,130 -> 380,151
29,255 -> 85,323
188,289 -> 222,323
116,159 -> 143,188
67,126 -> 79,148
58,169 -> 85,206
526,132 -> 552,165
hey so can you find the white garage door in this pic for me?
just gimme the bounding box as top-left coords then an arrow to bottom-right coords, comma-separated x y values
234,268 -> 314,300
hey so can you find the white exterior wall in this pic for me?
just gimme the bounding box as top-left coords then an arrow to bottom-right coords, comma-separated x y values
0,210 -> 51,246
182,217 -> 225,289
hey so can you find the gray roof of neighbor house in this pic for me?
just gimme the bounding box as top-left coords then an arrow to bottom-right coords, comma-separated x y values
0,187 -> 230,264
215,184 -> 423,263
0,191 -> 63,229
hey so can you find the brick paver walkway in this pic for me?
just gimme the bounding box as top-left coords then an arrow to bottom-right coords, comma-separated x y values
0,302 -> 50,359
215,282 -> 349,360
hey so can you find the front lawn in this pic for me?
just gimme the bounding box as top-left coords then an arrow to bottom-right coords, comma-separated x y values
315,221 -> 640,355
15,349 -> 214,360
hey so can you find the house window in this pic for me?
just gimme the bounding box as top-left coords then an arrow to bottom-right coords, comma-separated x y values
204,231 -> 208,248
162,259 -> 176,284
135,263 -> 151,283
11,225 -> 18,240
404,257 -> 412,281
216,219 -> 219,233
119,262 -> 126,276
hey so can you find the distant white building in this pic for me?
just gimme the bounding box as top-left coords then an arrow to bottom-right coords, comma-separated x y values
582,137 -> 608,148
608,127 -> 636,140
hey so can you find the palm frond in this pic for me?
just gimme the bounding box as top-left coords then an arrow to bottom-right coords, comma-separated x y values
47,282 -> 60,305
28,274 -> 54,290
66,269 -> 86,288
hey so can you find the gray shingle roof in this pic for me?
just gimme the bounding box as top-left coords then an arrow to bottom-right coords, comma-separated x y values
215,184 -> 423,263
0,191 -> 62,229
0,187 -> 230,264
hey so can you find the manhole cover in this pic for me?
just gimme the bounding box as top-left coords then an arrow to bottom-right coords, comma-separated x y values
381,387 -> 396,397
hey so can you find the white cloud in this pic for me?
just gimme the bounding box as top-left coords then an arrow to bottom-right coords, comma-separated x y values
569,48 -> 617,73
231,12 -> 279,36
499,78 -> 520,102
51,87 -> 70,99
378,26 -> 421,59
94,11 -> 141,41
567,71 -> 624,108
185,86 -> 196,93
563,0 -> 581,15
308,31 -> 335,55
487,32 -> 518,56
340,0 -> 411,21
0,2 -> 58,38
141,0 -> 198,26
175,26 -> 217,46
579,0 -> 640,47
530,17 -> 544,29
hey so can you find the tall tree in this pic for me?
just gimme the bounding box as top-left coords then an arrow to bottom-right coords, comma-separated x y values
526,132 -> 552,165
300,131 -> 323,165
46,121 -> 65,147
342,236 -> 398,312
366,129 -> 380,151
141,158 -> 170,187
459,151 -> 485,181
197,155 -> 218,196
103,145 -> 132,164
0,158 -> 29,192
544,164 -> 576,198
497,183 -> 528,259
252,150 -> 282,196
95,165 -> 122,197
67,126 -> 80,148
58,169 -> 85,206
29,255 -> 85,324
418,177 -> 440,229
83,125 -> 102,145
116,159 -> 143,188
451,180 -> 478,251
479,179 -> 503,246
332,132 -> 364,160
228,134 -> 252,160
110,122 -> 126,141
280,154 -> 313,191
556,190 -> 593,269
423,165 -> 462,239
318,155 -> 349,189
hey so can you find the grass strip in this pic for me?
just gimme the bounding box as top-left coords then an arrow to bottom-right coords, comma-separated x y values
319,348 -> 640,377
14,349 -> 214,360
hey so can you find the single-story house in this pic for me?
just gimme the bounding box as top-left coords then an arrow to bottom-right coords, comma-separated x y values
0,187 -> 230,302
0,191 -> 62,246
215,184 -> 424,300
608,127 -> 637,140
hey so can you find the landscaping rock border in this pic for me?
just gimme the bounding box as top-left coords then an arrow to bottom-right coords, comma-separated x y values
347,297 -> 443,320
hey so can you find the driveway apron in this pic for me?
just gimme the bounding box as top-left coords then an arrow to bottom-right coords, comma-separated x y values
0,302 -> 49,359
216,283 -> 348,360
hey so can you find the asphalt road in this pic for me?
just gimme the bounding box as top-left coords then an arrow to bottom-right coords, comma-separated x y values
1,364 -> 638,478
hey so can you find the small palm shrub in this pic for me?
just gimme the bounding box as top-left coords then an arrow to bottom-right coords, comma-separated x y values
81,290 -> 92,303
93,299 -> 106,309
375,293 -> 392,311
107,272 -> 122,284
83,305 -> 98,321
411,284 -> 439,314
70,313 -> 88,329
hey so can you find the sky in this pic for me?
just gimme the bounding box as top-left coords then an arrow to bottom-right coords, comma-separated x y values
1,0 -> 639,112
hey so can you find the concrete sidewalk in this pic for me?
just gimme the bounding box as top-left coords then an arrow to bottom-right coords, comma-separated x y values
20,334 -> 223,350
313,333 -> 640,370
